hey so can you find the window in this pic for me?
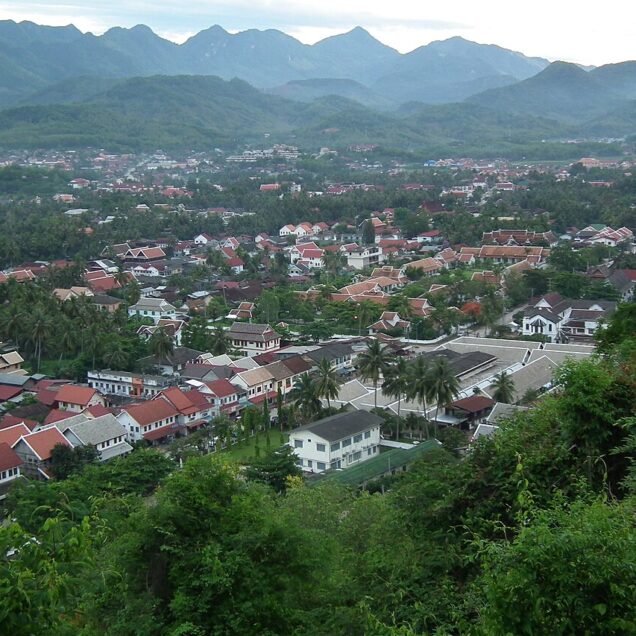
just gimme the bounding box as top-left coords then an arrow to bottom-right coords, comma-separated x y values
294,439 -> 303,449
330,442 -> 340,452
364,431 -> 371,439
352,451 -> 362,461
307,460 -> 313,468
353,434 -> 362,443
342,438 -> 351,447
316,443 -> 326,452
317,462 -> 326,471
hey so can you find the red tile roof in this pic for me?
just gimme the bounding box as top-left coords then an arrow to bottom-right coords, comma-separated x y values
450,395 -> 495,414
56,385 -> 98,407
123,400 -> 179,426
20,427 -> 71,460
43,409 -> 77,426
205,379 -> 239,398
0,415 -> 38,431
83,404 -> 113,417
0,442 -> 23,471
0,423 -> 30,447
143,423 -> 180,441
0,385 -> 22,402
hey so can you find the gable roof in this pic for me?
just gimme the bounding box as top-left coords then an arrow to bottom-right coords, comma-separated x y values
56,384 -> 98,406
121,400 -> 179,426
292,411 -> 384,443
64,414 -> 127,446
0,442 -> 23,471
18,427 -> 71,461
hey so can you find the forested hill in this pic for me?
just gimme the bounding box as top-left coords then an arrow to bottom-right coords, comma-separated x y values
0,74 -> 628,157
3,303 -> 636,634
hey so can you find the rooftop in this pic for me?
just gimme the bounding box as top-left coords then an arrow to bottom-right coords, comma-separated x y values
292,410 -> 384,443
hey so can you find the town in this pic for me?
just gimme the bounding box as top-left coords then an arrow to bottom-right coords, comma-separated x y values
0,146 -> 634,490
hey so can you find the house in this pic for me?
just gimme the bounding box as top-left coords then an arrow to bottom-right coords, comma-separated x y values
345,245 -> 385,270
122,246 -> 166,263
279,224 -> 296,237
609,270 -> 636,301
444,395 -> 496,429
289,411 -> 383,473
406,257 -> 444,277
482,230 -> 558,247
92,293 -> 123,313
0,442 -> 23,492
227,302 -> 256,321
194,233 -> 215,245
137,319 -> 186,346
87,370 -> 175,398
460,245 -> 550,265
13,427 -> 72,479
522,294 -> 616,342
55,385 -> 105,413
53,286 -> 94,302
195,379 -> 246,418
117,400 -> 180,443
62,415 -> 132,461
128,298 -> 178,324
227,322 -> 281,357
138,347 -> 203,375
368,312 -> 411,334
0,346 -> 24,374
231,367 -> 276,404
155,387 -> 213,431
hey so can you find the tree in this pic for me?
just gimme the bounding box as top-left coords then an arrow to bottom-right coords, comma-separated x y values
28,307 -> 52,372
429,357 -> 460,436
322,250 -> 344,276
258,290 -> 280,323
209,326 -> 229,355
290,373 -> 322,421
491,371 -> 515,404
357,339 -> 391,408
49,443 -> 98,480
102,339 -> 129,369
315,358 -> 342,409
382,358 -> 410,439
476,499 -> 636,635
149,327 -> 174,360
407,356 -> 432,439
244,445 -> 302,493
362,219 -> 375,245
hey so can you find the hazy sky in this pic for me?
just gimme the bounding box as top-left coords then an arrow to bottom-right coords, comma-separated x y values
0,0 -> 634,65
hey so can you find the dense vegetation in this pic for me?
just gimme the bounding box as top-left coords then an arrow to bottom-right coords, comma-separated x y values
2,307 -> 636,634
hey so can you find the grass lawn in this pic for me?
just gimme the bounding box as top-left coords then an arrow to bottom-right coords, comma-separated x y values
221,431 -> 289,463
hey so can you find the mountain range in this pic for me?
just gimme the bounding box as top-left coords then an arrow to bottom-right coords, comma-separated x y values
0,20 -> 633,154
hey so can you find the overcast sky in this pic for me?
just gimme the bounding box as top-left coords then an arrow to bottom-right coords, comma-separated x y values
0,0 -> 634,65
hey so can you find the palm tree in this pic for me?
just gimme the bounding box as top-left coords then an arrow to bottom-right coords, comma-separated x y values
315,358 -> 342,409
149,327 -> 174,361
210,326 -> 228,355
429,357 -> 460,437
290,373 -> 322,422
103,340 -> 129,369
28,308 -> 52,372
491,371 -> 515,404
57,320 -> 76,362
0,304 -> 24,349
382,357 -> 410,439
407,356 -> 432,439
322,250 -> 344,276
357,339 -> 391,408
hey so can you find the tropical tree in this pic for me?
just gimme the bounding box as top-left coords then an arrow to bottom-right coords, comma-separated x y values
491,371 -> 516,403
149,327 -> 174,360
0,303 -> 24,348
290,373 -> 321,422
210,326 -> 229,355
315,358 -> 342,409
322,250 -> 344,276
382,357 -> 410,439
28,307 -> 52,371
102,340 -> 129,369
429,357 -> 460,436
407,356 -> 432,439
357,339 -> 391,408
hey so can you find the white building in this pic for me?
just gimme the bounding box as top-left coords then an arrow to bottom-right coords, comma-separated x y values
62,415 -> 132,461
128,298 -> 177,324
226,322 -> 281,357
345,245 -> 385,270
279,224 -> 296,237
87,370 -> 175,398
289,411 -> 383,473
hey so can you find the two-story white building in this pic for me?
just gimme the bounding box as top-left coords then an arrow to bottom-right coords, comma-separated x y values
128,298 -> 177,324
344,245 -> 385,270
226,322 -> 281,357
117,400 -> 180,443
62,415 -> 132,461
87,370 -> 175,398
289,411 -> 383,473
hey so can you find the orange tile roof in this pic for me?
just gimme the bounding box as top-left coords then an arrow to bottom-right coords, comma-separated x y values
123,400 -> 179,426
20,427 -> 71,460
56,385 -> 98,406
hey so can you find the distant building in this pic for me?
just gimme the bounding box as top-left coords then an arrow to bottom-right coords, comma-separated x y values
226,322 -> 281,357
